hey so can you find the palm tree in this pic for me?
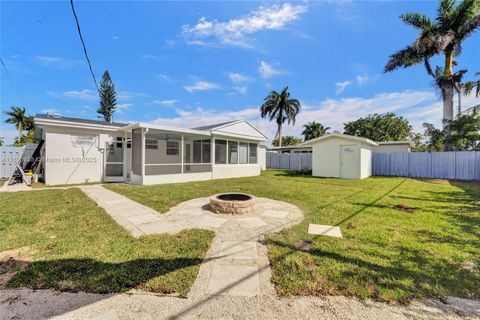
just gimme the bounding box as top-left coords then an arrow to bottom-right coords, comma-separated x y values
301,121 -> 330,141
463,72 -> 480,97
3,106 -> 29,139
385,0 -> 480,124
0,137 -> 4,146
260,87 -> 301,147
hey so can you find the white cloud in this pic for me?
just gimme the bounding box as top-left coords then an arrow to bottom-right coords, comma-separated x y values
34,56 -> 82,68
148,99 -> 179,106
146,90 -> 450,144
233,86 -> 248,95
355,75 -> 369,86
182,3 -> 307,48
116,103 -> 132,112
184,81 -> 220,93
228,72 -> 250,84
259,61 -> 284,78
335,81 -> 352,94
48,89 -> 97,101
157,73 -> 174,83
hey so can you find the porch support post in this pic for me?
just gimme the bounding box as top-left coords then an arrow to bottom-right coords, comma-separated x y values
180,134 -> 184,174
211,135 -> 215,179
141,128 -> 145,183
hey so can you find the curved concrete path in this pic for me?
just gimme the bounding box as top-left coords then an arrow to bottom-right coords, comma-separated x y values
79,185 -> 304,298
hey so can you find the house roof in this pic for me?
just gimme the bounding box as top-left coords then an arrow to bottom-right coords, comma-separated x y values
377,140 -> 414,147
299,133 -> 378,147
35,114 -> 127,127
192,120 -> 240,131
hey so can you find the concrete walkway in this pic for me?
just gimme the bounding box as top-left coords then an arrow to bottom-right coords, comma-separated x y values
79,185 -> 303,298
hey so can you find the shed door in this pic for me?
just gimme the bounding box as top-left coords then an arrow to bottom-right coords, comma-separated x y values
340,145 -> 357,179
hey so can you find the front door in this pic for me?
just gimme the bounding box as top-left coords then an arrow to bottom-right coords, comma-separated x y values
104,137 -> 125,182
340,145 -> 357,179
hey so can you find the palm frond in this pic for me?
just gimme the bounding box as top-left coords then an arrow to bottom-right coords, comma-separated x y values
401,12 -> 434,29
459,13 -> 480,39
384,46 -> 423,72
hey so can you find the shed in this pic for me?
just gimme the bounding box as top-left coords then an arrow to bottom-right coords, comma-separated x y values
300,133 -> 378,179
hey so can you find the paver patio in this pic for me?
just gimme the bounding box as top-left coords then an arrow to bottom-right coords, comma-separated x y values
79,185 -> 304,298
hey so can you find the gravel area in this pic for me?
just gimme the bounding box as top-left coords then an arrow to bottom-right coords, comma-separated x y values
1,288 -> 479,320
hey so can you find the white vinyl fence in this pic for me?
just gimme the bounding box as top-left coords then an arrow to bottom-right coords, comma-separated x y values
0,146 -> 24,178
373,151 -> 480,181
266,152 -> 312,170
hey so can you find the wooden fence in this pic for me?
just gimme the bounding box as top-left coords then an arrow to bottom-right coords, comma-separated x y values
373,151 -> 480,180
266,152 -> 312,170
0,146 -> 24,178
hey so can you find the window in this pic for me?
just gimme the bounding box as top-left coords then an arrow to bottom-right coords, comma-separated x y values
116,137 -> 123,148
249,143 -> 257,163
167,140 -> 179,155
215,140 -> 227,164
145,139 -> 158,150
228,141 -> 238,164
239,142 -> 248,164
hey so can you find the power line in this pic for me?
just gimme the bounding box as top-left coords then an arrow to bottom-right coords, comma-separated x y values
0,56 -> 25,105
69,0 -> 99,91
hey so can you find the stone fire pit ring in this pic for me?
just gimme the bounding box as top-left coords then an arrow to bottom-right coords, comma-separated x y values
210,193 -> 256,215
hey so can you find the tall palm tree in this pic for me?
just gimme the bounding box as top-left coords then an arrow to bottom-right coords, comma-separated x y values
260,87 -> 301,147
301,121 -> 330,141
3,106 -> 29,139
463,72 -> 480,97
385,0 -> 480,124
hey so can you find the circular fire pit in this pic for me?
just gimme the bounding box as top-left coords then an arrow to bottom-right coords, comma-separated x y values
210,193 -> 255,215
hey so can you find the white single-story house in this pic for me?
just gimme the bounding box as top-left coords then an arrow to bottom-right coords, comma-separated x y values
267,145 -> 312,154
268,140 -> 412,154
374,141 -> 413,153
34,114 -> 267,185
299,133 -> 378,179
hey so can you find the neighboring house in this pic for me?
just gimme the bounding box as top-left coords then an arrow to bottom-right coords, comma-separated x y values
267,145 -> 312,154
269,141 -> 412,154
34,114 -> 267,185
374,141 -> 413,153
299,133 -> 378,179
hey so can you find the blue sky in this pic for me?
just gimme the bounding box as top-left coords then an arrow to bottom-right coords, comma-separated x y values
1,1 -> 479,143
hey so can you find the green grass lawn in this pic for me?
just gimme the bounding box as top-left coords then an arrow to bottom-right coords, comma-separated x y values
0,188 -> 214,296
107,170 -> 480,303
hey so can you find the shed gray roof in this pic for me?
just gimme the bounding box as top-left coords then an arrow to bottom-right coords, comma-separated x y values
35,114 -> 128,127
192,120 -> 239,131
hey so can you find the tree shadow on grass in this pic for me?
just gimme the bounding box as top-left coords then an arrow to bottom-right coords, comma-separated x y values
268,239 -> 480,302
6,257 -> 203,295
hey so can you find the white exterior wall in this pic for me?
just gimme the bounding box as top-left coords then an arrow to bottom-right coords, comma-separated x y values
213,164 -> 261,179
360,146 -> 372,179
142,172 -> 212,185
373,144 -> 411,153
259,145 -> 267,170
43,126 -> 112,185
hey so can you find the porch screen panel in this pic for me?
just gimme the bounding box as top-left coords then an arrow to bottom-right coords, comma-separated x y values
145,165 -> 181,175
106,164 -> 123,176
193,141 -> 202,163
215,140 -> 227,164
202,140 -> 211,163
132,129 -> 142,175
183,164 -> 212,173
228,141 -> 238,164
249,143 -> 257,164
239,142 -> 248,164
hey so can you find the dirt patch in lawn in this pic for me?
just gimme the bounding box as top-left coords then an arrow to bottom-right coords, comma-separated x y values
0,247 -> 33,288
393,204 -> 415,213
